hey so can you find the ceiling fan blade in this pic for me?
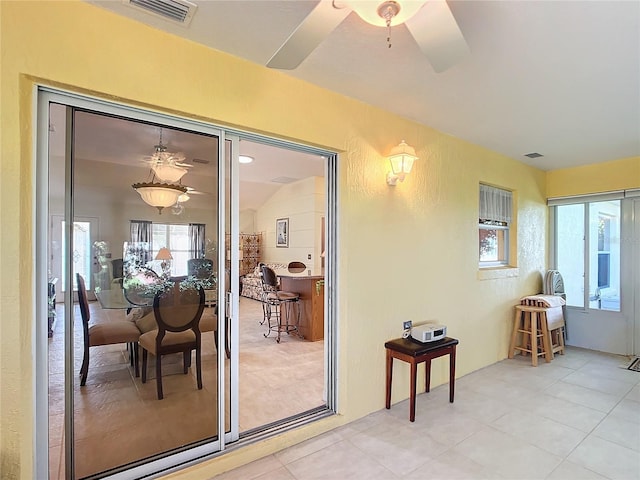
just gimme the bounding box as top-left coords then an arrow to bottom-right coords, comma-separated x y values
405,0 -> 470,73
267,1 -> 351,70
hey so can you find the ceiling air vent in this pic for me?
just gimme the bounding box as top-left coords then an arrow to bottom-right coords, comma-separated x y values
124,0 -> 197,25
524,152 -> 544,159
191,158 -> 210,165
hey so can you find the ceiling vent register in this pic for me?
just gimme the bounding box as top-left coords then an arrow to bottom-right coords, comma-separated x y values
125,0 -> 197,25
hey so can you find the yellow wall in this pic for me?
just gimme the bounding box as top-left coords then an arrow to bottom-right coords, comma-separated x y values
547,156 -> 640,198
1,2 -> 551,478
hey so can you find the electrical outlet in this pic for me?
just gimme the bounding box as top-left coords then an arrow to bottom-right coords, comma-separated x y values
403,320 -> 412,330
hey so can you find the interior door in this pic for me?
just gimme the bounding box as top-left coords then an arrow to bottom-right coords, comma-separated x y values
554,198 -> 635,354
50,215 -> 99,302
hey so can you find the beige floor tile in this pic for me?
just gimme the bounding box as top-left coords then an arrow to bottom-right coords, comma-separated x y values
347,418 -> 449,476
285,440 -> 400,480
546,460 -> 609,480
451,427 -> 562,479
592,414 -> 640,452
515,393 -> 607,432
212,456 -> 285,480
403,449 -> 507,479
568,435 -> 640,480
545,380 -> 624,412
491,411 -> 587,457
274,430 -> 344,465
625,384 -> 640,402
609,397 -> 640,424
561,370 -> 636,396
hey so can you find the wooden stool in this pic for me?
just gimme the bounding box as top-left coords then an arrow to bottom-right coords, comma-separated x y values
509,305 -> 552,366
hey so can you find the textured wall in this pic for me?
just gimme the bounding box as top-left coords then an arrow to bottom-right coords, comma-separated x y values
2,2 -> 549,478
547,156 -> 640,198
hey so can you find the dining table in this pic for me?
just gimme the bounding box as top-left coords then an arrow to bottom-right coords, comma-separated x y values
94,288 -> 150,310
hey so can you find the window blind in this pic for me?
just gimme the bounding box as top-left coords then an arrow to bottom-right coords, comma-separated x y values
479,184 -> 512,224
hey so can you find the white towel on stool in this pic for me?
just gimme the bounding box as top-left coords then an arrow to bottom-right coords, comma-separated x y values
520,294 -> 566,308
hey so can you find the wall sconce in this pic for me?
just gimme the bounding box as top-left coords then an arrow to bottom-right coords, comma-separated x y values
386,140 -> 418,186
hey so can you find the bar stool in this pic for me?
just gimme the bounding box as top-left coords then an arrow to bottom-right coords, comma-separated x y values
508,305 -> 553,366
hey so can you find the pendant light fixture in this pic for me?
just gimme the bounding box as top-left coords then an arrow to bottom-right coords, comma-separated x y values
148,128 -> 189,183
132,181 -> 188,214
132,127 -> 189,214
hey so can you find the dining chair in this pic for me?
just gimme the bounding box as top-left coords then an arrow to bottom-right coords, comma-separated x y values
76,273 -> 141,386
260,265 -> 301,343
139,280 -> 205,400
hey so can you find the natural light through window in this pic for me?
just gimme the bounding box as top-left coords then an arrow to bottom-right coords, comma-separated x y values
479,184 -> 512,267
152,223 -> 190,277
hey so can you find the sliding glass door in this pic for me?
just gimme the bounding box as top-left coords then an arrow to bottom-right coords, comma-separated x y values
36,88 -> 336,480
39,90 -> 236,479
552,194 -> 638,354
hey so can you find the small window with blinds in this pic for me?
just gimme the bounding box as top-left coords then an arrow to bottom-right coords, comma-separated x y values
479,184 -> 513,267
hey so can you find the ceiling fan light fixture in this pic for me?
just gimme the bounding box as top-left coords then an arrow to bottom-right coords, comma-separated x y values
148,128 -> 189,182
132,182 -> 188,214
344,0 -> 426,27
152,163 -> 188,183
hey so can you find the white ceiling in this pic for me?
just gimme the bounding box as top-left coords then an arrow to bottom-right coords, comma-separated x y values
48,105 -> 325,211
87,0 -> 640,171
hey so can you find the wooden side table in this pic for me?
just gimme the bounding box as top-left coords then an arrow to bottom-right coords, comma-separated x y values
385,336 -> 459,422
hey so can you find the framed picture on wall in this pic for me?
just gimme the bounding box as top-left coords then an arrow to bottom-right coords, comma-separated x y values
276,218 -> 289,248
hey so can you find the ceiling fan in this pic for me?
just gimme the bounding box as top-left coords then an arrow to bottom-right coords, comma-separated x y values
170,186 -> 210,215
140,128 -> 193,183
267,0 -> 470,73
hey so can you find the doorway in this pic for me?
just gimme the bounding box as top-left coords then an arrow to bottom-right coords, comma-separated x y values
37,88 -> 336,479
551,193 -> 639,355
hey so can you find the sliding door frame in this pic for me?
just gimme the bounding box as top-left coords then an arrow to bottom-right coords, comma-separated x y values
549,191 -> 638,355
34,86 -> 338,478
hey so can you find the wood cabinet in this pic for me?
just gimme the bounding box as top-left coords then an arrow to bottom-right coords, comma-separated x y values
279,275 -> 324,341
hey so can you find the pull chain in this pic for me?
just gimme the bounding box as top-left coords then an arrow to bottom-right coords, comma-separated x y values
378,2 -> 397,49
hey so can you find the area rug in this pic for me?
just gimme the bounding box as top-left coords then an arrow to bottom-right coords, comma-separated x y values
623,357 -> 640,372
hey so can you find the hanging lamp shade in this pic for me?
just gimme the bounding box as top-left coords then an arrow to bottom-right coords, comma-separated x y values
152,163 -> 188,183
132,182 -> 188,214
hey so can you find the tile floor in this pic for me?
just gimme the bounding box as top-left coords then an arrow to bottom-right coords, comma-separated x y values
48,296 -> 324,479
213,347 -> 640,480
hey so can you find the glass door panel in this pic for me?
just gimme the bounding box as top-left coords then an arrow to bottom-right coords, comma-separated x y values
70,109 -> 223,478
554,199 -> 630,355
556,204 -> 585,307
588,201 -> 620,311
42,96 -> 226,478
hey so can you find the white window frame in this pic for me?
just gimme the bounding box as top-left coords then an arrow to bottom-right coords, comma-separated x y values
479,222 -> 510,267
151,223 -> 191,277
479,184 -> 513,268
